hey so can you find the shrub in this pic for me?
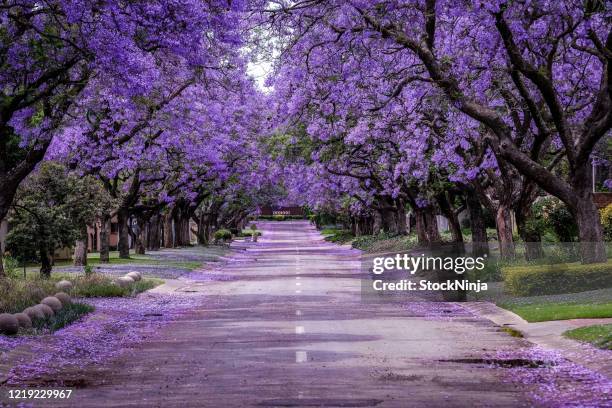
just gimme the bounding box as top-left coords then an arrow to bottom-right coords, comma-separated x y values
601,204 -> 612,241
532,197 -> 578,242
2,255 -> 21,279
84,265 -> 94,276
236,230 -> 262,237
214,229 -> 232,241
502,260 -> 612,296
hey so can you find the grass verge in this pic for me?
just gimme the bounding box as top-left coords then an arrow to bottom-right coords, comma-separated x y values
0,274 -> 163,314
563,324 -> 612,350
499,302 -> 612,322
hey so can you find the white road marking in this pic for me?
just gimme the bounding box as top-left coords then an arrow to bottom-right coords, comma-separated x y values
295,290 -> 301,294
296,351 -> 307,363
296,276 -> 301,280
296,282 -> 301,286
296,310 -> 302,316
295,326 -> 305,334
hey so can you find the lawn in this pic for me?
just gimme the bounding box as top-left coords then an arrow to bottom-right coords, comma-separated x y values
563,324 -> 612,350
499,302 -> 612,322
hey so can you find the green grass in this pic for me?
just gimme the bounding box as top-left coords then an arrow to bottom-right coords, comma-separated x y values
563,324 -> 612,350
352,232 -> 419,253
71,275 -> 163,298
0,274 -> 163,313
500,326 -> 524,338
499,302 -> 612,322
29,302 -> 95,333
320,228 -> 354,244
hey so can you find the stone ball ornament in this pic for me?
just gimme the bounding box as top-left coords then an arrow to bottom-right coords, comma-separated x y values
41,296 -> 63,312
14,312 -> 32,329
55,280 -> 73,292
127,272 -> 142,281
36,303 -> 55,319
116,276 -> 135,288
54,292 -> 72,306
0,313 -> 20,335
23,306 -> 45,322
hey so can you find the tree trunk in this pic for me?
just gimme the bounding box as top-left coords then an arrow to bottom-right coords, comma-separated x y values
516,206 -> 543,261
163,213 -> 174,248
148,214 -> 161,250
372,211 -> 382,235
99,214 -> 110,263
496,205 -> 515,259
466,191 -> 489,256
573,194 -> 607,263
40,246 -> 53,279
424,210 -> 441,245
437,193 -> 464,252
73,225 -> 88,266
396,204 -> 407,235
135,217 -> 146,255
117,208 -> 130,259
381,208 -> 399,234
0,204 -> 10,278
415,210 -> 428,246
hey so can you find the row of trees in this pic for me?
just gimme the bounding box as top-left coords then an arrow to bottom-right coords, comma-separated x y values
0,0 -> 277,277
259,0 -> 611,263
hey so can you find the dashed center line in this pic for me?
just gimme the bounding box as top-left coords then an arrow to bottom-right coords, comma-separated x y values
295,326 -> 305,334
296,351 -> 307,363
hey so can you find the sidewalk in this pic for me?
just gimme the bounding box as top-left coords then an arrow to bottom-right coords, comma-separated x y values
464,302 -> 612,377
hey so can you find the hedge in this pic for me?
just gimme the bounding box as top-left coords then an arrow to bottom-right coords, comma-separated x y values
502,260 -> 612,297
213,229 -> 232,241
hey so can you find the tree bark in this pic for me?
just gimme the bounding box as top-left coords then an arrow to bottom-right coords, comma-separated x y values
117,208 -> 130,259
372,211 -> 382,235
135,217 -> 146,255
148,214 -> 161,250
73,225 -> 88,266
496,205 -> 515,259
163,213 -> 174,248
466,190 -> 489,257
424,210 -> 441,245
40,246 -> 53,279
574,193 -> 607,263
415,210 -> 428,246
99,214 -> 110,263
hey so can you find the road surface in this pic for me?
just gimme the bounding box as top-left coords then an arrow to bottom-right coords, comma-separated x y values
17,221 -> 532,407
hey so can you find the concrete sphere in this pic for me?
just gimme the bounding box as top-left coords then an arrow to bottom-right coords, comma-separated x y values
41,296 -> 63,312
126,272 -> 142,282
0,313 -> 19,335
55,280 -> 73,292
23,306 -> 45,321
36,303 -> 55,319
116,276 -> 135,288
54,292 -> 72,306
14,313 -> 32,329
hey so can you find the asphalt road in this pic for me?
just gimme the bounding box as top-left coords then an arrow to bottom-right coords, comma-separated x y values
38,221 -> 530,407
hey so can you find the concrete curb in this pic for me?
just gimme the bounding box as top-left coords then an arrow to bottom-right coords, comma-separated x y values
463,302 -> 612,378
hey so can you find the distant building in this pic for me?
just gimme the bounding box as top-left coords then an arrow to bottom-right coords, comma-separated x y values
259,206 -> 304,216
